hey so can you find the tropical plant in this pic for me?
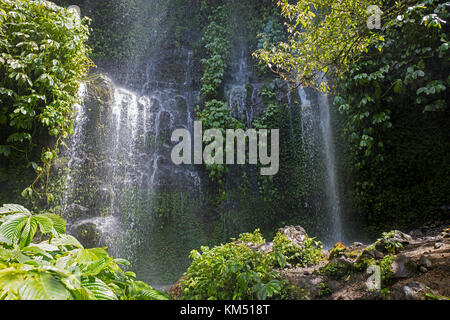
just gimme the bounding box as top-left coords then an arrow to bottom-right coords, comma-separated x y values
0,0 -> 93,199
0,204 -> 169,300
180,230 -> 290,300
272,232 -> 324,268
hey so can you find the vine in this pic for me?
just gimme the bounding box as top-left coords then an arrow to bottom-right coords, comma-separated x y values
196,4 -> 244,203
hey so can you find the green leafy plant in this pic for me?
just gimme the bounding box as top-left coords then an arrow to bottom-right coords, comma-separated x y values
0,204 -> 168,300
272,232 -> 323,268
180,230 -> 291,300
377,231 -> 404,254
0,0 -> 93,199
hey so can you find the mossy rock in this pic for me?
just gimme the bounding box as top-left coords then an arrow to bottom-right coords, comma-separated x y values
76,222 -> 101,248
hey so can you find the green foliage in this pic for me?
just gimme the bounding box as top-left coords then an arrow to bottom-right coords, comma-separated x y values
0,204 -> 168,300
378,254 -> 395,286
377,231 -> 404,254
254,0 -> 393,89
272,233 -> 323,268
321,261 -> 352,280
0,0 -> 92,198
235,229 -> 266,245
180,229 -> 304,300
331,0 -> 450,232
195,4 -> 245,202
317,282 -> 332,298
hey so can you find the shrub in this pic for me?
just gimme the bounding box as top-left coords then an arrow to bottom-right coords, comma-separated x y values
272,233 -> 323,268
0,0 -> 92,197
0,204 -> 168,300
180,230 -> 290,300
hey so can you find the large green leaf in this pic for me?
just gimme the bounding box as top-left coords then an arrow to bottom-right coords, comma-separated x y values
18,272 -> 72,300
0,213 -> 29,245
0,204 -> 31,216
81,277 -> 118,300
43,213 -> 66,234
34,215 -> 54,234
127,281 -> 169,300
49,234 -> 83,249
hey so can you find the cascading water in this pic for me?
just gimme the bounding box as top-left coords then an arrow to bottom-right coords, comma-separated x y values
318,89 -> 343,244
62,48 -> 204,285
60,0 -> 347,286
298,85 -> 343,246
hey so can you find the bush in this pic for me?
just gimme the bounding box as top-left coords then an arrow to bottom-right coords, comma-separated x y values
0,0 -> 92,196
0,204 -> 168,300
272,233 -> 323,268
180,230 -> 291,300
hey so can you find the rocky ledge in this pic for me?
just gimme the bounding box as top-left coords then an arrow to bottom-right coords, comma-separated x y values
280,226 -> 450,300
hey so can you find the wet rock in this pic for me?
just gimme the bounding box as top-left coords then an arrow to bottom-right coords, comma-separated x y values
75,222 -> 100,248
65,203 -> 89,220
334,256 -> 353,269
350,242 -> 365,249
435,242 -> 443,249
329,242 -> 347,260
392,254 -> 417,278
364,249 -> 384,260
394,282 -> 426,300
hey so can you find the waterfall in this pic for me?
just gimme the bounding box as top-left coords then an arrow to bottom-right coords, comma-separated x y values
62,49 -> 203,285
298,85 -> 343,246
227,49 -> 253,127
318,90 -> 343,245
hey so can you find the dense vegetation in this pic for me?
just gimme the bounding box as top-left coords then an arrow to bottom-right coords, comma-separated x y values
180,229 -> 323,300
0,204 -> 168,300
0,0 -> 91,204
256,0 -> 450,234
0,0 -> 448,300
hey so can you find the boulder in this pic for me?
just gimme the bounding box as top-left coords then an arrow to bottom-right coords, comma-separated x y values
394,282 -> 427,300
391,254 -> 417,278
362,249 -> 384,260
418,255 -> 432,270
277,226 -> 308,247
376,230 -> 412,253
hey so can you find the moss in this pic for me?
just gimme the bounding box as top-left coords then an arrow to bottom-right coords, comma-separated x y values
329,242 -> 347,260
321,260 -> 352,280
